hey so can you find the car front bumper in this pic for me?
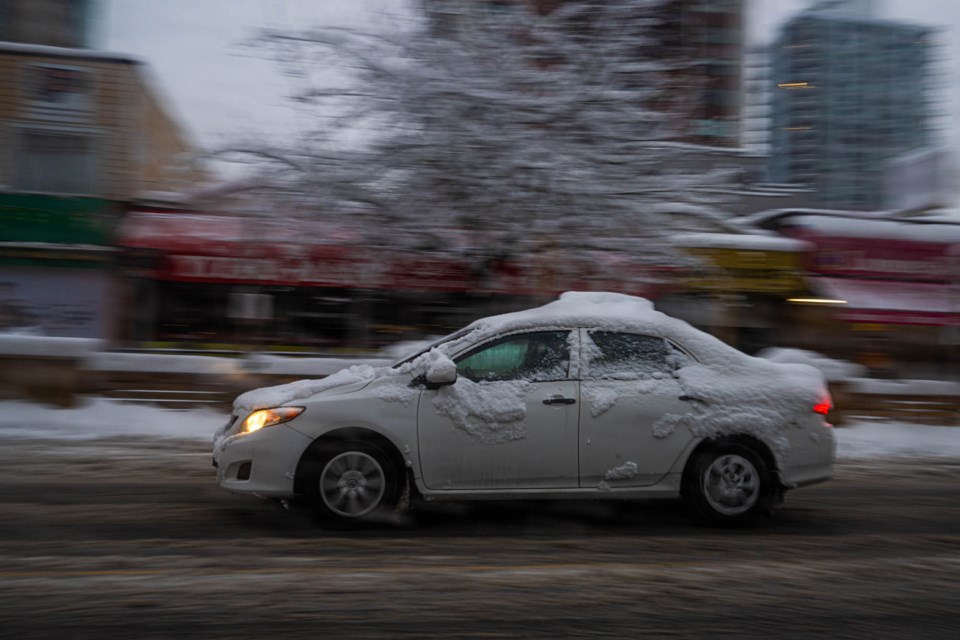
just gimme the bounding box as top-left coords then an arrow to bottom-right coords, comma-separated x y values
214,424 -> 313,498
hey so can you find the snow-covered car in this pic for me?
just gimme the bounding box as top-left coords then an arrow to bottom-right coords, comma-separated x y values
213,292 -> 835,526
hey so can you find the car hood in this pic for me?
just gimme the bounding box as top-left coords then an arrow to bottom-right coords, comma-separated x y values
232,364 -> 383,412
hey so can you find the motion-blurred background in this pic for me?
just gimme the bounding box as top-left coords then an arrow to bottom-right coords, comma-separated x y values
1,0 -> 957,392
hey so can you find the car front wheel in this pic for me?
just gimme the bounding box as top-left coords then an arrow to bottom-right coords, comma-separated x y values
307,441 -> 400,525
684,442 -> 772,527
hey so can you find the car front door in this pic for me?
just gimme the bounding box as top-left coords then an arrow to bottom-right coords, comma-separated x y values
417,330 -> 580,491
578,329 -> 696,488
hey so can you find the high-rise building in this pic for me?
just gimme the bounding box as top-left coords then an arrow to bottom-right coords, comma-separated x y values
654,0 -> 744,147
767,1 -> 933,209
0,0 -> 96,48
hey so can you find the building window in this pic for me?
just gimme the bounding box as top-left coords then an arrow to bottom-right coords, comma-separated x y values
22,63 -> 94,122
14,129 -> 98,195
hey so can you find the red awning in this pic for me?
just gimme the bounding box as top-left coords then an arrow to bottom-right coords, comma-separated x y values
811,277 -> 960,326
119,211 -> 671,297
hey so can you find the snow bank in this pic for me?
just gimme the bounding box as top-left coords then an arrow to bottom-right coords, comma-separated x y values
83,352 -> 241,375
846,379 -> 960,396
758,348 -> 867,383
836,422 -> 960,460
0,334 -> 101,358
0,398 -> 225,441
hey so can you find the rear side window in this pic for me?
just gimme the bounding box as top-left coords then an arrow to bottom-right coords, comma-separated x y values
455,331 -> 570,382
584,331 -> 691,380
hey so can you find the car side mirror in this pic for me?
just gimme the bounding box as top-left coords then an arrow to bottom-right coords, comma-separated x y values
424,356 -> 458,388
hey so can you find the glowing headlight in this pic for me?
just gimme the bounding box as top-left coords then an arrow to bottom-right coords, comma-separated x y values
241,407 -> 305,434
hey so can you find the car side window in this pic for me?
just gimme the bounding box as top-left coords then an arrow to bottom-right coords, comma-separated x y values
584,331 -> 691,380
455,331 -> 570,382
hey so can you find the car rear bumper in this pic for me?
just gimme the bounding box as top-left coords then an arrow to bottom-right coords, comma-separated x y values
780,422 -> 836,489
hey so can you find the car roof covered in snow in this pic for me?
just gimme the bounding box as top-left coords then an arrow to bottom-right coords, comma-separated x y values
464,292 -> 743,366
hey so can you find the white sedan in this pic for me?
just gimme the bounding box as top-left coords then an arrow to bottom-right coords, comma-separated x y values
213,292 -> 835,526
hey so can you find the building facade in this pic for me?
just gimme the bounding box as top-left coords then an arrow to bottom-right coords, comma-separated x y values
0,3 -> 205,339
768,1 -> 933,209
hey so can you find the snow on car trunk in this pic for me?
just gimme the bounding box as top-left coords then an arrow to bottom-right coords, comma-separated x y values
655,358 -> 827,457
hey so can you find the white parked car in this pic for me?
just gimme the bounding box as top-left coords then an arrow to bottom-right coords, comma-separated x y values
213,292 -> 835,526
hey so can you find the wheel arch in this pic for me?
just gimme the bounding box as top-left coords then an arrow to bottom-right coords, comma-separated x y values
680,434 -> 783,495
293,426 -> 408,497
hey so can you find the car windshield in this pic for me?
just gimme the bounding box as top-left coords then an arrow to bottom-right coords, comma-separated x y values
390,326 -> 474,368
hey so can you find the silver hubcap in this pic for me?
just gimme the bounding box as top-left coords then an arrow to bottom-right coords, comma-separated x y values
320,451 -> 386,518
702,454 -> 760,516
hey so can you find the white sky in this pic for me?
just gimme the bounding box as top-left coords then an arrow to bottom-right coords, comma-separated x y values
101,0 -> 412,150
101,0 -> 959,165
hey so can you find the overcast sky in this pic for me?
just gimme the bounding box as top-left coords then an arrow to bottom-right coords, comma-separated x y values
101,0 -> 959,169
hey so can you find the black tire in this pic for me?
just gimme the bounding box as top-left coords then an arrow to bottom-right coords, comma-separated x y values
683,442 -> 773,527
305,440 -> 400,526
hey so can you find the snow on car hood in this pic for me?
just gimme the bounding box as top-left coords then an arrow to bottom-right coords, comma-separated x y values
233,365 -> 382,411
232,350 -> 444,411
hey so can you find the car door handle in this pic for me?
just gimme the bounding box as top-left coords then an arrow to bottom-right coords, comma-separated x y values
679,395 -> 705,403
543,396 -> 576,405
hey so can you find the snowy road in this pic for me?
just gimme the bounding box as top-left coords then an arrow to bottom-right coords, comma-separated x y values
0,432 -> 958,639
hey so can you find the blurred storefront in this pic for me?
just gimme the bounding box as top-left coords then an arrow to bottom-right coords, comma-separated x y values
116,211 -> 677,350
776,213 -> 960,376
666,232 -> 811,353
0,194 -> 119,338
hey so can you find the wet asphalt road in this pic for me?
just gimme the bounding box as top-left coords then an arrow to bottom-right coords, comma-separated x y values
0,437 -> 958,639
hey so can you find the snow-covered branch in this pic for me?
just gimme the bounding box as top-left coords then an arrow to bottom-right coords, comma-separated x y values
228,0 -> 742,266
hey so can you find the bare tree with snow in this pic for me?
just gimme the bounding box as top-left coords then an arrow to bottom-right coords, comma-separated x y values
247,0 -> 742,272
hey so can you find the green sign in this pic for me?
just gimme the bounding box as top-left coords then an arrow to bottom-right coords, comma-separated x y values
0,194 -> 120,245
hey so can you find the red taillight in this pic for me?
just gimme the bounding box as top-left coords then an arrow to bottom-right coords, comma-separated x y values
813,391 -> 833,417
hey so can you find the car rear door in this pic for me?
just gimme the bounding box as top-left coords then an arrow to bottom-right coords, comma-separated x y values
577,329 -> 696,488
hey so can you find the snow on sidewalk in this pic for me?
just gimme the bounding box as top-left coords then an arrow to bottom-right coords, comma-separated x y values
0,398 -> 227,442
0,399 -> 956,460
835,420 -> 960,460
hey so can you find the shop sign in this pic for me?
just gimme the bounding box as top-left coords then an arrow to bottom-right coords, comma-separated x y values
781,216 -> 960,282
682,247 -> 806,293
125,212 -> 671,297
812,249 -> 952,280
166,255 -> 382,289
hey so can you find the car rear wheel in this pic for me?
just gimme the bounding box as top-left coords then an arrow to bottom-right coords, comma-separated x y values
307,441 -> 400,525
684,442 -> 772,527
